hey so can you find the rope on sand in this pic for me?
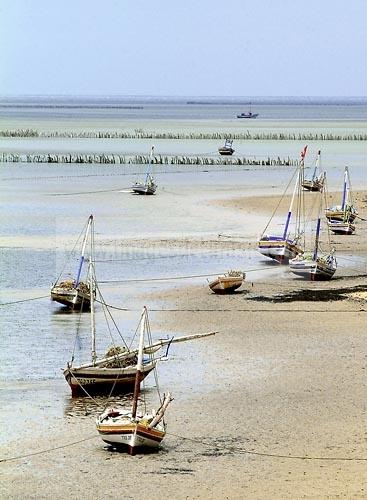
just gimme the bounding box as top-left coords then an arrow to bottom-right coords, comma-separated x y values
98,267 -> 267,284
2,432 -> 367,463
167,433 -> 367,462
0,435 -> 98,463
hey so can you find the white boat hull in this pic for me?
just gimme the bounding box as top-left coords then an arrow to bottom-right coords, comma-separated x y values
258,238 -> 302,263
289,255 -> 337,281
51,284 -> 92,310
327,221 -> 355,235
98,423 -> 165,453
96,410 -> 166,455
131,182 -> 157,195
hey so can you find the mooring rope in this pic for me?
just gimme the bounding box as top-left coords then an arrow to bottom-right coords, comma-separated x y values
2,431 -> 367,464
0,295 -> 49,306
167,432 -> 367,462
98,268 -> 266,284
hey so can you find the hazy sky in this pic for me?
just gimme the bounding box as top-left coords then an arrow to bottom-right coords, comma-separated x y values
1,0 -> 366,97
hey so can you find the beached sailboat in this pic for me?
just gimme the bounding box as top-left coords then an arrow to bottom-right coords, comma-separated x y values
51,215 -> 95,310
218,138 -> 235,156
131,146 -> 157,195
96,307 -> 173,454
208,271 -> 245,294
302,150 -> 325,192
257,147 -> 306,263
289,178 -> 337,280
325,167 -> 358,235
64,261 -> 216,396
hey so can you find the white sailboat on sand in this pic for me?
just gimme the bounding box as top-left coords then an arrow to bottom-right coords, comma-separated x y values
51,215 -> 95,310
258,146 -> 306,263
96,307 -> 173,455
302,150 -> 325,192
131,146 -> 157,195
289,176 -> 337,281
325,166 -> 358,235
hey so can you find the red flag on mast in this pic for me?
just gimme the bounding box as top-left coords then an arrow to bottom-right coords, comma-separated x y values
300,145 -> 308,160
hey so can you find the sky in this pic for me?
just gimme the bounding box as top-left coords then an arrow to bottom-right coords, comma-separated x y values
1,0 -> 367,97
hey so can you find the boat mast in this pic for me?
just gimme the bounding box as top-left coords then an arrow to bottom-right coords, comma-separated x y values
312,150 -> 321,181
90,262 -> 97,365
88,218 -> 96,365
131,307 -> 147,419
75,215 -> 93,288
313,189 -> 323,261
145,146 -> 154,184
283,146 -> 307,240
283,168 -> 299,240
341,167 -> 348,210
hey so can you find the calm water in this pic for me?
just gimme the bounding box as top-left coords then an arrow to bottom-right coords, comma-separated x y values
2,96 -> 367,120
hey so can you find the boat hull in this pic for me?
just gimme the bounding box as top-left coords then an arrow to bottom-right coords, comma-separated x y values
258,238 -> 302,264
218,148 -> 234,156
209,276 -> 243,294
97,421 -> 165,454
63,361 -> 156,397
328,221 -> 355,235
132,183 -> 157,195
325,208 -> 357,222
237,113 -> 258,119
301,180 -> 324,192
289,257 -> 336,281
50,286 -> 91,310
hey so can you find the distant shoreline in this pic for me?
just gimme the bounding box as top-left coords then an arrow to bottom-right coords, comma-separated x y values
1,96 -> 367,106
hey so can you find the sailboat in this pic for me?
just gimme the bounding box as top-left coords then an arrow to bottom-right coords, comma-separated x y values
64,257 -> 216,396
218,138 -> 235,156
96,307 -> 173,454
325,167 -> 358,235
257,147 -> 306,263
289,175 -> 337,280
237,103 -> 258,119
131,146 -> 157,195
301,150 -> 325,192
51,215 -> 95,310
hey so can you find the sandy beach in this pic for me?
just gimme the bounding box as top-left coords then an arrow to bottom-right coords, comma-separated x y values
1,161 -> 367,499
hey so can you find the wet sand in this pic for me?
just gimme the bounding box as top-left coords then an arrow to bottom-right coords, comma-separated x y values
1,178 -> 367,499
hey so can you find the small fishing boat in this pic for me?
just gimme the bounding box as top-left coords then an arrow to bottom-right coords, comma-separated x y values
96,307 -> 173,455
132,146 -> 157,195
289,251 -> 337,280
209,271 -> 244,294
237,103 -> 258,119
289,176 -> 337,281
258,147 -> 306,263
325,167 -> 358,234
301,150 -> 325,192
64,256 -> 216,396
51,215 -> 94,310
218,139 -> 235,156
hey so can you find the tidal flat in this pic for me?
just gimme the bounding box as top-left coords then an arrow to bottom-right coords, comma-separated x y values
1,109 -> 367,499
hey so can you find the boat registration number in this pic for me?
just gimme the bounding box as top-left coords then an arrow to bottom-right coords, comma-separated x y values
79,378 -> 97,384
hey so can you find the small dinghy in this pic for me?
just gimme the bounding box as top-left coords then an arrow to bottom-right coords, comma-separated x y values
209,271 -> 245,294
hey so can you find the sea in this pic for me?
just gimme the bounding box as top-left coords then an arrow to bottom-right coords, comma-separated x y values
1,96 -> 367,453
